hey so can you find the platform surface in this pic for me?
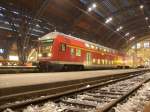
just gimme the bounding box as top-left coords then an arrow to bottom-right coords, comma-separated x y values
0,66 -> 36,68
0,69 -> 145,89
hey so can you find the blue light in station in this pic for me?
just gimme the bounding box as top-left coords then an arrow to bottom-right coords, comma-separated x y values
12,11 -> 19,15
0,6 -> 6,10
0,13 -> 3,17
0,48 -> 4,54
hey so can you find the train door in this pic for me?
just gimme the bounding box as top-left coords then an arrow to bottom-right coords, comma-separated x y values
86,52 -> 91,65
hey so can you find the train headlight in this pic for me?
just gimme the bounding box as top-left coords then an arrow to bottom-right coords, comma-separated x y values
48,53 -> 52,57
38,54 -> 42,57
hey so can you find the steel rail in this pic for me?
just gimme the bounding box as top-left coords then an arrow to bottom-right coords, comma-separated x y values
97,77 -> 150,112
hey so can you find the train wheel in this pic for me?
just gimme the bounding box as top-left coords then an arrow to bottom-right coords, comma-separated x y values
62,65 -> 68,71
52,65 -> 63,72
39,63 -> 49,72
79,65 -> 84,71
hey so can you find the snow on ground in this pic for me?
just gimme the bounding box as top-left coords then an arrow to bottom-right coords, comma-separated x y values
114,82 -> 150,112
23,102 -> 63,112
3,73 -> 150,112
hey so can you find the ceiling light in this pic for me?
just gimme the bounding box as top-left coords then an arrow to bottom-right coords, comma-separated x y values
0,6 -> 6,10
148,26 -> 150,28
140,5 -> 144,9
88,7 -> 92,12
105,17 -> 112,23
88,3 -> 97,12
119,26 -> 123,30
116,26 -> 123,31
145,17 -> 149,20
12,11 -> 19,14
92,3 -> 97,8
108,17 -> 112,21
4,21 -> 9,24
125,32 -> 130,36
116,28 -> 120,31
36,24 -> 40,27
129,36 -> 135,41
0,13 -> 3,16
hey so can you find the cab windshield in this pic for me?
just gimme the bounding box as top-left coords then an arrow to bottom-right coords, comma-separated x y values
40,39 -> 53,56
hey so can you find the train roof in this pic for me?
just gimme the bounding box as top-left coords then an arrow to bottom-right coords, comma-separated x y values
39,32 -> 118,53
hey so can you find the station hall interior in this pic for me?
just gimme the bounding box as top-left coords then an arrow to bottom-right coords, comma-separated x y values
0,0 -> 149,67
0,0 -> 150,112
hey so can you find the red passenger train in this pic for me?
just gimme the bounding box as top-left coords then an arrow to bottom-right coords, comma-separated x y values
36,32 -> 135,71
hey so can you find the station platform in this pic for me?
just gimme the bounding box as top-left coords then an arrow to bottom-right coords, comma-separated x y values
0,66 -> 37,74
0,69 -> 147,89
0,66 -> 36,68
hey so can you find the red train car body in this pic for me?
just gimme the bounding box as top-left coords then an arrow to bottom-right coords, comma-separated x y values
37,32 -> 131,71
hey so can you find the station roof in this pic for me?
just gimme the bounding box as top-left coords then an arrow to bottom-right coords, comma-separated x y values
0,0 -> 150,50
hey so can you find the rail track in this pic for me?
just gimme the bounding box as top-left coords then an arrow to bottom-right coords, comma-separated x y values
44,73 -> 150,112
0,70 -> 150,112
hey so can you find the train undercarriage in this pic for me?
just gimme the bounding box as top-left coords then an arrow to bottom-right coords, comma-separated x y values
36,61 -> 130,72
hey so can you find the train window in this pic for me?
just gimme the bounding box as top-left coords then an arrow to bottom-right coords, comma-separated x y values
131,45 -> 135,49
93,58 -> 96,63
85,43 -> 90,47
108,61 -> 110,65
109,60 -> 111,65
70,47 -> 75,55
95,47 -> 98,50
107,49 -> 109,53
98,59 -> 100,64
100,60 -> 102,64
137,43 -> 141,49
40,40 -> 53,54
107,60 -> 109,64
106,60 -> 108,65
112,61 -> 113,64
104,49 -> 106,52
76,49 -> 81,56
102,59 -> 105,64
105,60 -> 107,64
98,47 -> 101,51
144,42 -> 149,48
60,43 -> 66,52
91,45 -> 94,49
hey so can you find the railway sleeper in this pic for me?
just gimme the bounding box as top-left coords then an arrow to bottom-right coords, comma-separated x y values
75,94 -> 112,104
60,99 -> 97,108
94,91 -> 124,96
82,97 -> 110,103
85,93 -> 120,99
63,107 -> 89,112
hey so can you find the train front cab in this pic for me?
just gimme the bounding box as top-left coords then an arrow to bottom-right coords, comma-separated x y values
38,35 -> 84,71
38,37 -> 60,71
